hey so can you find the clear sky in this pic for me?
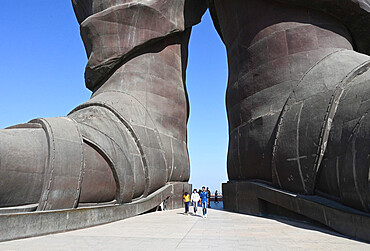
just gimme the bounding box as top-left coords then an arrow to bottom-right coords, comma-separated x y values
0,2 -> 228,193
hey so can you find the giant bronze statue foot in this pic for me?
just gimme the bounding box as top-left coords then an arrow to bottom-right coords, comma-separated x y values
210,0 -> 370,241
0,0 -> 207,211
0,123 -> 116,209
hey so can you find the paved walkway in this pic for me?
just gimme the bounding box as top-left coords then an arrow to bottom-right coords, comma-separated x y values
0,202 -> 368,250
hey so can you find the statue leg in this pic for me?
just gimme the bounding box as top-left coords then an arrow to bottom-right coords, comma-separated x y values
210,0 -> 370,212
0,1 -> 207,210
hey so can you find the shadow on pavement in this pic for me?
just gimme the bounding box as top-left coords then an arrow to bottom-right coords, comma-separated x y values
176,212 -> 203,218
222,204 -> 368,244
271,216 -> 370,244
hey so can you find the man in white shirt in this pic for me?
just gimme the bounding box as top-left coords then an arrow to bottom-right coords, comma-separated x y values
191,189 -> 200,215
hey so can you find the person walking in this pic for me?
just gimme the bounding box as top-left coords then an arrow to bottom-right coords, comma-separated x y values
200,186 -> 209,218
198,189 -> 202,207
183,192 -> 190,215
206,187 -> 211,208
214,190 -> 219,204
191,189 -> 200,215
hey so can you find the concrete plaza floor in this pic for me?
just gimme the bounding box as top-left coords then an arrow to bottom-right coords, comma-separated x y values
0,202 -> 369,250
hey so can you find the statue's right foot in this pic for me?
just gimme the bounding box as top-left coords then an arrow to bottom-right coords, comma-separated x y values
0,38 -> 193,211
0,0 -> 208,211
0,120 -> 116,210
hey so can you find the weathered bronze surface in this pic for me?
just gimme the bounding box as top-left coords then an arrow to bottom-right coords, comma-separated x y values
211,0 -> 370,214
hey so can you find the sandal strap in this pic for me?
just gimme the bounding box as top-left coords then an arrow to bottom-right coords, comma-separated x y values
31,117 -> 85,211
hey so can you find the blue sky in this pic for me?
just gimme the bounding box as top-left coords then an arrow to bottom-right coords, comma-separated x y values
0,2 -> 228,193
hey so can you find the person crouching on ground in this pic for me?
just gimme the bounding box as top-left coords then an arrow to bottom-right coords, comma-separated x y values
183,192 -> 190,215
200,186 -> 209,218
191,189 -> 200,215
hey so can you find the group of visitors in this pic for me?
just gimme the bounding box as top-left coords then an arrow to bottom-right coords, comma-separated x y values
183,186 -> 216,218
